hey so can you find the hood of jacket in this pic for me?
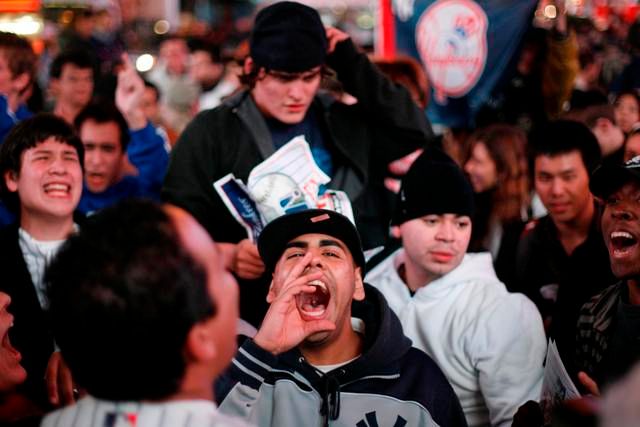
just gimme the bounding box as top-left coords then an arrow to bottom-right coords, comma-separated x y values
278,283 -> 414,423
412,253 -> 500,300
279,283 -> 413,383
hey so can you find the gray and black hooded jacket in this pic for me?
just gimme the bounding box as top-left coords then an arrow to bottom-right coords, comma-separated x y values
216,285 -> 467,427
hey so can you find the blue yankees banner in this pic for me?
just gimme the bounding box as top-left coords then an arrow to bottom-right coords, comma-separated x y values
394,0 -> 538,127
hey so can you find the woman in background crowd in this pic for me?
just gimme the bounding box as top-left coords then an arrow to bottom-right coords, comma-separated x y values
464,124 -> 531,290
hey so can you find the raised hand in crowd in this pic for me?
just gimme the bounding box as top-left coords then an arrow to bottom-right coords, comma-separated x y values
324,26 -> 350,54
115,53 -> 146,130
384,148 -> 424,193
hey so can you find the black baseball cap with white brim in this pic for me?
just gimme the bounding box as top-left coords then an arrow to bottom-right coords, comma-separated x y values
590,155 -> 640,199
257,209 -> 365,272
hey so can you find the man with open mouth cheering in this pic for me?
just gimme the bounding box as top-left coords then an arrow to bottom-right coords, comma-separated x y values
217,208 -> 466,427
576,155 -> 640,394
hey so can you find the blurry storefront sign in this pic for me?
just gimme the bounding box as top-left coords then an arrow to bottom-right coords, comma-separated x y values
0,13 -> 43,35
0,0 -> 42,37
0,1 -> 39,13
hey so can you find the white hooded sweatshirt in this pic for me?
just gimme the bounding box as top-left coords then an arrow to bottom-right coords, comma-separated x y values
366,251 -> 546,427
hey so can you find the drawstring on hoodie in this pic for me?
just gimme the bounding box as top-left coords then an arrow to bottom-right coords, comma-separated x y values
319,374 -> 341,426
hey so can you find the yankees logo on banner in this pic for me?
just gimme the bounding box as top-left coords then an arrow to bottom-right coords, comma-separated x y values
416,0 -> 488,103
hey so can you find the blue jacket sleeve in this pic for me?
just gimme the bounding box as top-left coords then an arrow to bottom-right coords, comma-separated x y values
127,122 -> 170,197
0,96 -> 32,144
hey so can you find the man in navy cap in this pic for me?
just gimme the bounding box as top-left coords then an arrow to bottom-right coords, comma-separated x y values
217,208 -> 466,427
162,1 -> 433,326
575,155 -> 640,395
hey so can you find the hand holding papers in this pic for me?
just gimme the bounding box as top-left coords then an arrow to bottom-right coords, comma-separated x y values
540,340 -> 581,424
213,174 -> 263,242
213,136 -> 354,241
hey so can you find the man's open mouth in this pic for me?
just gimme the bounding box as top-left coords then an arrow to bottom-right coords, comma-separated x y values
1,323 -> 21,360
296,280 -> 330,317
611,230 -> 638,255
86,173 -> 108,189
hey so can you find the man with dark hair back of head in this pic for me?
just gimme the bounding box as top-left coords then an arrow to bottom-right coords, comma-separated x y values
0,113 -> 83,412
217,208 -> 466,426
163,1 -> 433,327
41,199 -> 249,427
366,148 -> 545,427
516,119 -> 616,382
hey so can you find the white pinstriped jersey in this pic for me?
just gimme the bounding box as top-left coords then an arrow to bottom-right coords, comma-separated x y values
41,396 -> 252,427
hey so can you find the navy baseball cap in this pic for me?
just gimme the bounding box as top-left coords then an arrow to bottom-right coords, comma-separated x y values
590,155 -> 640,199
257,209 -> 365,272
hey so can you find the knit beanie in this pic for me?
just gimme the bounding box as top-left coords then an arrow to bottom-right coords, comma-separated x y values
250,1 -> 328,73
391,148 -> 475,225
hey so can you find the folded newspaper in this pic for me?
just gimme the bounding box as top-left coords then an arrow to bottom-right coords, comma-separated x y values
540,340 -> 581,424
213,136 -> 354,241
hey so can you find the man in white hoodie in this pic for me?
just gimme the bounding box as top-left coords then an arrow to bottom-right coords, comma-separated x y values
366,148 -> 546,427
